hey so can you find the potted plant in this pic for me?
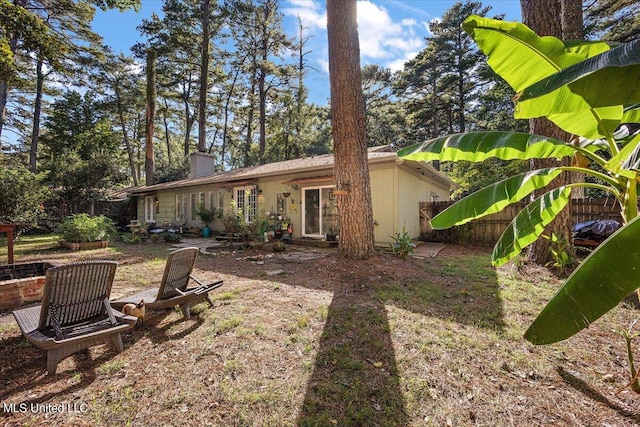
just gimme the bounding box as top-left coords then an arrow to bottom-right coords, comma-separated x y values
325,219 -> 338,241
59,214 -> 115,250
195,203 -> 218,237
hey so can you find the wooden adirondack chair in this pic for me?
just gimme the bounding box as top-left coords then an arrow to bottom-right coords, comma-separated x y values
12,261 -> 137,375
111,247 -> 223,320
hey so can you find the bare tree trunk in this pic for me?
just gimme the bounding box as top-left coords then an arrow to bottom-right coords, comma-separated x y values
182,74 -> 195,156
327,0 -> 375,260
257,1 -> 272,165
562,0 -> 583,39
522,0 -> 578,266
294,16 -> 307,159
115,79 -> 139,186
161,98 -> 172,167
0,0 -> 25,143
244,62 -> 257,168
29,59 -> 45,172
145,50 -> 156,186
198,0 -> 210,153
0,79 -> 10,146
221,61 -> 244,170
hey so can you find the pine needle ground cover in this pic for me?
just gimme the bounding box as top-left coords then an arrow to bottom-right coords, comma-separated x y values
1,237 -> 639,426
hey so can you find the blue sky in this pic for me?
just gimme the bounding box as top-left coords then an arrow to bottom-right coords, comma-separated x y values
92,0 -> 522,105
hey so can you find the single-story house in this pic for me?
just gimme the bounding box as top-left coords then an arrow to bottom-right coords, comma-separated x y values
127,146 -> 454,246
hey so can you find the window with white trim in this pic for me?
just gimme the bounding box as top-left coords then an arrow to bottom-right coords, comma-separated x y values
208,191 -> 215,211
218,189 -> 224,212
181,194 -> 188,222
144,196 -> 155,223
190,193 -> 197,220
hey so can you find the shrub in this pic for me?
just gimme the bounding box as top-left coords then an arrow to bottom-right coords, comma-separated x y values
389,226 -> 416,259
162,231 -> 182,243
59,214 -> 115,243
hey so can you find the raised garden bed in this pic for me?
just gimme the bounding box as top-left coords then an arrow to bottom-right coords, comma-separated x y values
59,240 -> 109,251
0,262 -> 54,310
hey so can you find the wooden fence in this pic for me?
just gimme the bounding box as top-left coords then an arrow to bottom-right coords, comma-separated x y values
419,198 -> 623,246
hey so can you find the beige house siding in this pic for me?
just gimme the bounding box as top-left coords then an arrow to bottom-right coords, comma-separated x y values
370,164 -> 398,245
396,164 -> 451,240
130,151 -> 453,244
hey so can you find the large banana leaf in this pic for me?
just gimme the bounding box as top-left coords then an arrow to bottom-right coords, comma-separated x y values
547,105 -> 623,140
623,104 -> 640,124
525,214 -> 640,344
519,38 -> 640,107
431,168 -> 563,229
398,132 -> 576,163
462,16 -> 611,119
606,133 -> 640,177
492,187 -> 572,266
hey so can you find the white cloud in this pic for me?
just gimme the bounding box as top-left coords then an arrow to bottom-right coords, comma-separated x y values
357,1 -> 423,63
282,0 -> 428,79
317,57 -> 329,74
283,0 -> 326,30
387,50 -> 420,72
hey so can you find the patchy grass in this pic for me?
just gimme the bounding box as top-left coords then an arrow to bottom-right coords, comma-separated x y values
1,237 -> 640,426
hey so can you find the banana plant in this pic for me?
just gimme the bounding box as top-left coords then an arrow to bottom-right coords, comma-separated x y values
398,16 -> 640,345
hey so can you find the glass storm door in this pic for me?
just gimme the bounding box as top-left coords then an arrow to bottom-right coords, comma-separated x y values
302,186 -> 336,237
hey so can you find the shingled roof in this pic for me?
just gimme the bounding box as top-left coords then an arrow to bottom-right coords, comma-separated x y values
128,148 -> 450,195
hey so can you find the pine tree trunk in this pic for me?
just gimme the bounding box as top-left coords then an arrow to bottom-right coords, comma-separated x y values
327,0 -> 375,260
116,80 -> 139,186
522,0 -> 579,266
29,60 -> 44,172
0,79 -> 9,145
198,0 -> 210,153
258,3 -> 270,165
145,50 -> 156,186
0,0 -> 24,143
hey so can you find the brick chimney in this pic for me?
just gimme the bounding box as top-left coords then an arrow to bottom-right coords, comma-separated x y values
190,152 -> 216,179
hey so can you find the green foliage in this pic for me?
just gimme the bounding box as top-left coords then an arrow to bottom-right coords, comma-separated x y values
162,231 -> 181,243
155,157 -> 189,183
389,227 -> 416,259
0,0 -> 64,82
542,233 -> 574,274
0,156 -> 50,225
393,1 -> 496,147
121,233 -> 141,244
585,0 -> 640,43
59,214 -> 115,243
400,16 -> 640,344
89,0 -> 141,12
39,90 -> 128,205
195,203 -> 219,226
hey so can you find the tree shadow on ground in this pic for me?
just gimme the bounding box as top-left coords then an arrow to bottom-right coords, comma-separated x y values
297,287 -> 407,425
134,308 -> 206,345
0,333 -> 106,405
557,367 -> 640,424
201,245 -> 503,425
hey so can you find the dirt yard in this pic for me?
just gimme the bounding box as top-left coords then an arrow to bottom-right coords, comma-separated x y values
1,237 -> 640,426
